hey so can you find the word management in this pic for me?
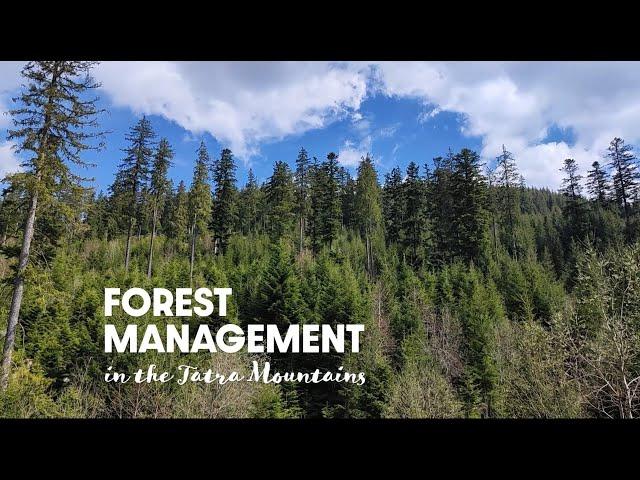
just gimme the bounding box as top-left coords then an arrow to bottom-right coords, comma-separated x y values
104,288 -> 364,354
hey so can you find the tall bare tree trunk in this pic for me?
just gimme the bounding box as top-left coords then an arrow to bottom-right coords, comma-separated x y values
124,217 -> 134,270
1,190 -> 38,391
147,205 -> 158,278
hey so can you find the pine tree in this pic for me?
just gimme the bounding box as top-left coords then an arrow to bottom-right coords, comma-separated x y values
495,145 -> 521,259
146,138 -> 173,278
188,142 -> 212,282
382,167 -> 404,246
355,155 -> 383,277
451,148 -> 488,263
211,148 -> 237,254
265,161 -> 296,239
586,161 -> 610,205
605,137 -> 639,228
402,161 -> 426,266
116,116 -> 156,270
294,147 -> 311,251
1,61 -> 104,390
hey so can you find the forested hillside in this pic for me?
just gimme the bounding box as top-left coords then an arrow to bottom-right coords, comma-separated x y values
1,61 -> 639,418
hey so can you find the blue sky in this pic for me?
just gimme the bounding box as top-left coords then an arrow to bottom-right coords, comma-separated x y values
2,61 -> 640,192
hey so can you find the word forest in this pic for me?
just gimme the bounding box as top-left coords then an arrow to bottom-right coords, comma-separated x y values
103,288 -> 365,354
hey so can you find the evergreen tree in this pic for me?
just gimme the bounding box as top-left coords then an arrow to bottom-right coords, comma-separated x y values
451,148 -> 488,263
188,142 -> 212,281
308,152 -> 341,252
495,145 -> 521,259
586,161 -> 610,206
0,183 -> 23,248
485,165 -> 500,261
1,61 -> 104,390
402,161 -> 426,266
146,138 -> 173,278
605,137 -> 639,230
211,148 -> 237,254
168,180 -> 189,244
559,158 -> 587,242
428,154 -> 455,263
264,161 -> 296,239
341,175 -> 357,232
382,167 -> 404,246
116,116 -> 156,270
355,155 -> 383,277
294,147 -> 311,250
237,169 -> 260,235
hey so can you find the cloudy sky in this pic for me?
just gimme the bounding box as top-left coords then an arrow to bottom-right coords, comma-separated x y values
1,61 -> 639,191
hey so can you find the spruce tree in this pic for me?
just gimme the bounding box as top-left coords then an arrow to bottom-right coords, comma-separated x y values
238,169 -> 260,235
322,152 -> 343,246
586,161 -> 610,206
188,142 -> 212,281
428,154 -> 455,263
308,152 -> 341,252
294,147 -> 311,250
355,155 -> 383,277
1,61 -> 104,390
382,167 -> 404,246
211,148 -> 237,254
146,138 -> 173,278
116,116 -> 156,270
451,148 -> 488,263
168,180 -> 189,244
265,161 -> 296,240
495,145 -> 521,259
605,137 -> 639,228
560,158 -> 587,242
341,175 -> 357,232
402,161 -> 426,266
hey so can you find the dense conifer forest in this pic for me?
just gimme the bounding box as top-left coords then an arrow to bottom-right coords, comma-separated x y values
1,61 -> 639,418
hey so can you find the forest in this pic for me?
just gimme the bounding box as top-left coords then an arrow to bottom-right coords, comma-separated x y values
0,61 -> 639,419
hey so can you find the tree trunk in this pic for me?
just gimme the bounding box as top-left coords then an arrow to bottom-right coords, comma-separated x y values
146,204 -> 158,279
124,217 -> 134,270
1,190 -> 38,391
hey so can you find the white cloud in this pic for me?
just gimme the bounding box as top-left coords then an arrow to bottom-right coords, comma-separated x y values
418,107 -> 441,123
338,136 -> 373,167
2,61 -> 640,189
0,61 -> 24,128
373,61 -> 640,188
0,141 -> 20,179
94,61 -> 369,159
379,123 -> 400,138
